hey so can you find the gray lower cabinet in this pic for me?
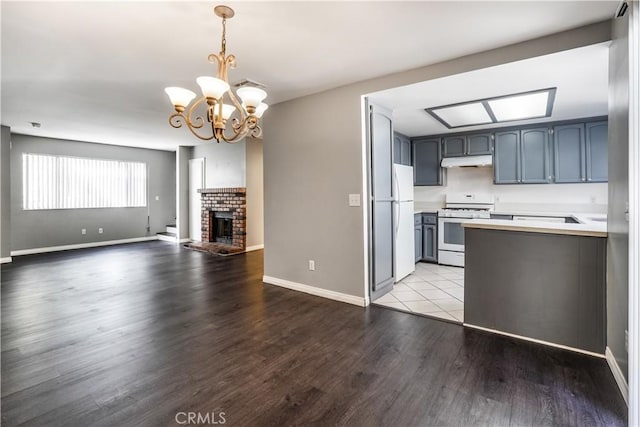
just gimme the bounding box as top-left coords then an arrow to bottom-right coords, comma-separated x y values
394,133 -> 411,166
465,227 -> 606,353
413,138 -> 443,186
585,121 -> 608,182
414,224 -> 423,263
415,213 -> 437,263
422,224 -> 437,262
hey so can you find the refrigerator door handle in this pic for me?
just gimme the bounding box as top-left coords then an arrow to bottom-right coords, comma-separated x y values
393,168 -> 400,237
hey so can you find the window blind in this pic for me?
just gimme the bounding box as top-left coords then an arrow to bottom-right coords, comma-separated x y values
22,153 -> 147,210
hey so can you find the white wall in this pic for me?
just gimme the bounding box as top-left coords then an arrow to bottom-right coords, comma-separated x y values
415,167 -> 608,213
246,138 -> 264,248
192,141 -> 246,188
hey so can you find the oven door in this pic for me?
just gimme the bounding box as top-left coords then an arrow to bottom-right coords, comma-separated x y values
438,217 -> 466,252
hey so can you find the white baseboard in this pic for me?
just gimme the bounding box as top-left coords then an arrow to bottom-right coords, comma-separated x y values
606,346 -> 629,406
463,323 -> 605,359
245,244 -> 264,252
178,238 -> 191,243
10,236 -> 159,256
262,275 -> 367,307
0,256 -> 12,264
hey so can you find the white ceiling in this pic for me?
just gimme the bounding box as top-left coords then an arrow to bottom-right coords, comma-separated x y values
369,43 -> 610,136
1,1 -> 617,151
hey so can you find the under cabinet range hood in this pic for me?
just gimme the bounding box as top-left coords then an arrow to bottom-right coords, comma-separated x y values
441,155 -> 493,168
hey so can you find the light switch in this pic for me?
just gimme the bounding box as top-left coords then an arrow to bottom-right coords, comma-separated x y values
349,194 -> 361,207
155,195 -> 160,201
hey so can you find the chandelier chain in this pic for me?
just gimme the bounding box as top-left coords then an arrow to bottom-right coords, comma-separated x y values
221,17 -> 227,55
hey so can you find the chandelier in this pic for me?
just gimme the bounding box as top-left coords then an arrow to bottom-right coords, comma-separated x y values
164,5 -> 268,143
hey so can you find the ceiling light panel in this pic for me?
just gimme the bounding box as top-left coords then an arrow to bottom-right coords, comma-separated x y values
429,102 -> 493,127
488,91 -> 551,121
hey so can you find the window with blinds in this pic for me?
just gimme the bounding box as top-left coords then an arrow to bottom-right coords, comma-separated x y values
22,153 -> 147,210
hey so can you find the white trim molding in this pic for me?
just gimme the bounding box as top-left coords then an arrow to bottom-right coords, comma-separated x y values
0,257 -> 12,264
263,275 -> 368,307
245,244 -> 264,252
628,1 -> 640,424
463,323 -> 605,359
10,236 -> 159,256
606,346 -> 629,405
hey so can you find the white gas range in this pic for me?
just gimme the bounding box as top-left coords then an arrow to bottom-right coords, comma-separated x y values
437,193 -> 495,267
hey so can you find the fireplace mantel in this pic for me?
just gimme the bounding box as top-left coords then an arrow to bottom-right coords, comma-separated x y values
198,187 -> 246,195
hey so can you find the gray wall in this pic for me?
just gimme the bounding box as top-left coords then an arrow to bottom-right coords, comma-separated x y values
192,140 -> 246,188
246,137 -> 264,248
176,146 -> 191,240
10,134 -> 176,251
1,126 -> 11,259
263,21 -> 612,299
607,13 -> 629,380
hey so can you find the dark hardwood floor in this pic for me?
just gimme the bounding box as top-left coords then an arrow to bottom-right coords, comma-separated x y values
1,242 -> 627,426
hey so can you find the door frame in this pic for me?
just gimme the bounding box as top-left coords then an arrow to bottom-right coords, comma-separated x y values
188,158 -> 205,242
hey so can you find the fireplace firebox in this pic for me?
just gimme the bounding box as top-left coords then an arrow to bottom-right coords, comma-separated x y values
210,211 -> 233,245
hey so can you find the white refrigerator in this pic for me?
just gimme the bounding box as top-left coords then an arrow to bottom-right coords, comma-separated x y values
393,165 -> 415,282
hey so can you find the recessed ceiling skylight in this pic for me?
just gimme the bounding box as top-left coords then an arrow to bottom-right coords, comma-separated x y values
425,88 -> 556,129
488,91 -> 551,121
429,102 -> 493,128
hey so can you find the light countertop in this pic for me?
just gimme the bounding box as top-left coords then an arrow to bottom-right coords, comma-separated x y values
414,209 -> 439,215
462,216 -> 607,237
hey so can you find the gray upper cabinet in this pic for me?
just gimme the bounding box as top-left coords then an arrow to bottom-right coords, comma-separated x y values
443,133 -> 492,157
442,136 -> 466,157
494,130 -> 520,184
520,128 -> 550,183
393,133 -> 412,166
413,138 -> 443,186
467,133 -> 492,155
553,124 -> 586,183
585,121 -> 608,182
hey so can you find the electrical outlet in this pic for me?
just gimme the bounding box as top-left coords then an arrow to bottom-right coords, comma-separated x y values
98,228 -> 103,234
349,194 -> 361,207
155,195 -> 160,201
590,196 -> 597,204
81,228 -> 86,235
308,260 -> 315,271
625,329 -> 628,352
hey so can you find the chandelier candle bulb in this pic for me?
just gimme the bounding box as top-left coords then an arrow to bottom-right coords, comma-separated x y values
221,104 -> 236,120
196,76 -> 230,100
164,87 -> 196,112
237,87 -> 267,111
165,5 -> 267,143
255,103 -> 269,118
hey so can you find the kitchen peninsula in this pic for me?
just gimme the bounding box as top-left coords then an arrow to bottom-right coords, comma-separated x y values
462,216 -> 607,355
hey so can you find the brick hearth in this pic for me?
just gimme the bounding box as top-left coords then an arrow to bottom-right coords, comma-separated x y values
198,187 -> 246,250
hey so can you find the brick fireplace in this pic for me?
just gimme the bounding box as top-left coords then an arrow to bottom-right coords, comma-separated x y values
198,188 -> 246,250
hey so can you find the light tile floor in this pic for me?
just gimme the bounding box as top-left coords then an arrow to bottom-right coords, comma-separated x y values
374,262 -> 464,322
